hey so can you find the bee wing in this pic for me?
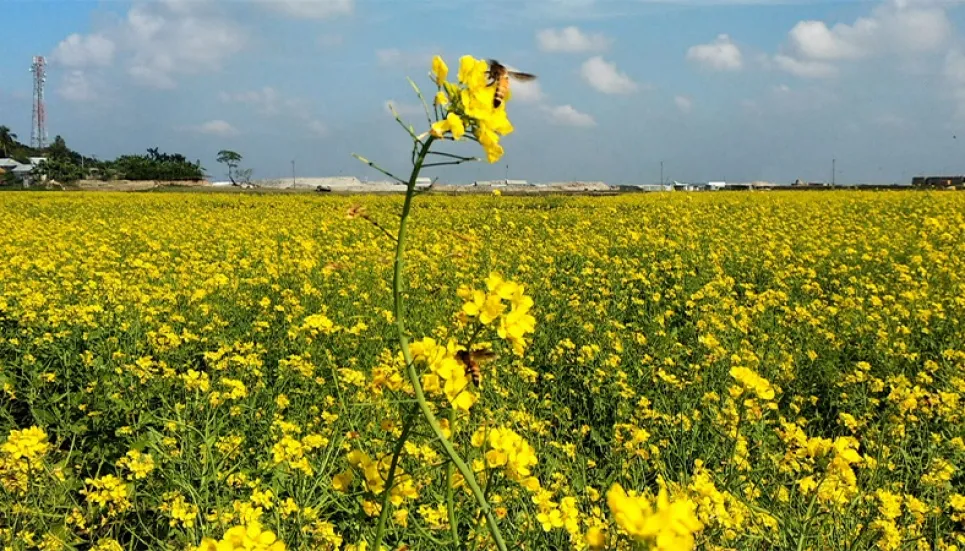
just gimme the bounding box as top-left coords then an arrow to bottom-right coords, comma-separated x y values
471,349 -> 498,363
504,65 -> 537,81
508,71 -> 537,81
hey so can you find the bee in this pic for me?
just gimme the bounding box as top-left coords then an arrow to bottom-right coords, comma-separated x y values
456,347 -> 497,387
486,59 -> 537,108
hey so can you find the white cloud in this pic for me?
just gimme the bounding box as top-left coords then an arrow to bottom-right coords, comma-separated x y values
785,20 -> 865,61
686,34 -> 742,71
774,0 -> 953,78
580,56 -> 639,94
124,4 -> 246,89
674,95 -> 693,113
541,104 -> 597,127
49,2 -> 246,91
773,54 -> 837,78
51,34 -> 115,68
59,70 -> 100,102
536,26 -> 610,53
258,0 -> 353,19
511,80 -> 544,103
194,120 -> 239,137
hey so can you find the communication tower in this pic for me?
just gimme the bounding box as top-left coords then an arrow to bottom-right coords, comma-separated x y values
30,56 -> 47,149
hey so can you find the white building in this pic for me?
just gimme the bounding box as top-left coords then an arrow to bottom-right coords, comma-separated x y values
0,157 -> 46,187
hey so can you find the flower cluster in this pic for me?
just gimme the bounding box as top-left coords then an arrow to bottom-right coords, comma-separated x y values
410,337 -> 478,411
0,426 -> 50,496
194,521 -> 286,551
606,483 -> 703,551
161,491 -> 201,528
796,436 -> 868,506
116,449 -> 156,480
81,474 -> 133,515
428,55 -> 515,163
345,449 -> 387,494
471,426 -> 538,481
1,426 -> 50,464
729,366 -> 776,401
459,274 -> 536,355
271,432 -> 329,476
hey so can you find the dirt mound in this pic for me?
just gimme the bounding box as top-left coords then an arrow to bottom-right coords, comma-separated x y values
74,180 -> 210,191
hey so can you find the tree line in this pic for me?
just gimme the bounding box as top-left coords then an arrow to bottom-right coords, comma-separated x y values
1,125 -> 204,185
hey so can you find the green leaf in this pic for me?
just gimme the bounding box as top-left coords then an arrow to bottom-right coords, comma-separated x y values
130,433 -> 153,452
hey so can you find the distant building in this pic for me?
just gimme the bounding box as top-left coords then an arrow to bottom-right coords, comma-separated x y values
912,175 -> 964,188
620,184 -> 672,192
0,157 -> 45,187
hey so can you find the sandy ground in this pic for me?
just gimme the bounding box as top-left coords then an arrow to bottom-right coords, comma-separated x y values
71,179 -> 212,191
64,177 -> 617,194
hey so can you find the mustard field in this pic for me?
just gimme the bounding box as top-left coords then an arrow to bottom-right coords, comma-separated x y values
1,190 -> 964,551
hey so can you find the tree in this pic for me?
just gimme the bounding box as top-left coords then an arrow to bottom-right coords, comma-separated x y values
0,126 -> 16,158
236,167 -> 253,185
48,135 -> 71,160
1,170 -> 17,187
216,150 -> 242,185
31,157 -> 83,184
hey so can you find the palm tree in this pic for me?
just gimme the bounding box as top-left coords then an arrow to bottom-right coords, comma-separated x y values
0,126 -> 17,158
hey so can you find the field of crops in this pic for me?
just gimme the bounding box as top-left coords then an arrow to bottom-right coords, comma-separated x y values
1,190 -> 964,551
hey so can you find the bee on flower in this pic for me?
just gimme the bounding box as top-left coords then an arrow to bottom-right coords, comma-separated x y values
426,55 -> 523,163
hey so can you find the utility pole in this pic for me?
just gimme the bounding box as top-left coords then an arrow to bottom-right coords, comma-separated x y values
832,158 -> 836,186
660,160 -> 664,185
291,159 -> 296,187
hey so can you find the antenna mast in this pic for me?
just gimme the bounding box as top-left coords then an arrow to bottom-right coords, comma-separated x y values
30,56 -> 48,149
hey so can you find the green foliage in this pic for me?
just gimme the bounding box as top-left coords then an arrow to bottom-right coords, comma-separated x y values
112,149 -> 204,181
1,124 -> 205,183
217,150 -> 249,185
31,157 -> 85,183
0,171 -> 18,187
0,126 -> 19,158
235,167 -> 253,185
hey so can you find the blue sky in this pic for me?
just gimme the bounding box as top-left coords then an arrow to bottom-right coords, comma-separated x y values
2,0 -> 965,184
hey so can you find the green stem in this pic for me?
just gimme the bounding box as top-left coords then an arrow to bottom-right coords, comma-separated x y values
446,409 -> 460,548
795,469 -> 830,551
372,407 -> 419,550
392,136 -> 509,551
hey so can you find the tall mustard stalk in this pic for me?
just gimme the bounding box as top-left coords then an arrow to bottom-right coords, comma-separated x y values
358,54 -> 521,551
391,137 -> 508,551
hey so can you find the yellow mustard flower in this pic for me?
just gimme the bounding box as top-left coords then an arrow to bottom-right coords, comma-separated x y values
431,55 -> 448,86
607,483 -> 703,551
430,113 -> 466,141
